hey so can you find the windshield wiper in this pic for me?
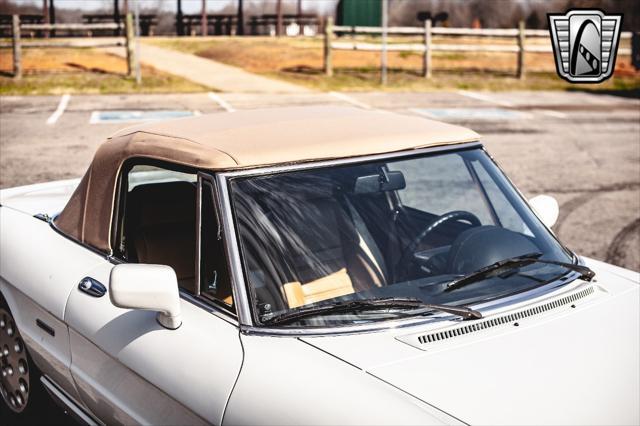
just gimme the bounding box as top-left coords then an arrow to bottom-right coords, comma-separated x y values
262,297 -> 482,326
445,252 -> 595,293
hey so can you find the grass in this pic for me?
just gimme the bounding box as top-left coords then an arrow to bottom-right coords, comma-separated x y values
0,47 -> 207,95
147,36 -> 640,93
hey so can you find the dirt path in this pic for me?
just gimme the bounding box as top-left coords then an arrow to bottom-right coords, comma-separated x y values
106,43 -> 310,93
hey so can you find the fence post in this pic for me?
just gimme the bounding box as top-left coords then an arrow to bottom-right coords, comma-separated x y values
12,15 -> 22,79
517,20 -> 525,79
423,19 -> 432,78
324,17 -> 333,77
125,13 -> 135,77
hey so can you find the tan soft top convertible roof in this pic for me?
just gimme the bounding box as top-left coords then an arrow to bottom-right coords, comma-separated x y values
55,106 -> 480,253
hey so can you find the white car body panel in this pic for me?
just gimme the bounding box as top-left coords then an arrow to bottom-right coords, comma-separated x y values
0,206 -> 103,409
301,263 -> 640,425
225,334 -> 463,425
1,181 -> 242,424
0,178 -> 79,217
2,176 -> 639,425
65,261 -> 243,425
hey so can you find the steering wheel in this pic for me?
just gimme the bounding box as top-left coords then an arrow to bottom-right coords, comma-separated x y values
395,210 -> 482,278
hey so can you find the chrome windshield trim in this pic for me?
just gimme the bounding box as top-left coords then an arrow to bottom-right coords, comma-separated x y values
220,141 -> 482,179
216,172 -> 254,326
218,142 -> 482,327
238,271 -> 586,337
218,141 -> 577,332
481,146 -> 578,262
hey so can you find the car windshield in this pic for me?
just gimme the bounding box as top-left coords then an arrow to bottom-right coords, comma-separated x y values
229,148 -> 574,327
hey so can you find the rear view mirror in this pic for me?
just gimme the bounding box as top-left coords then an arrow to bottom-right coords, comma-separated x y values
353,170 -> 406,194
109,264 -> 182,329
529,194 -> 559,229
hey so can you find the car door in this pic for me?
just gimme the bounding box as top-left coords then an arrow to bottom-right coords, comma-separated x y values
64,162 -> 243,425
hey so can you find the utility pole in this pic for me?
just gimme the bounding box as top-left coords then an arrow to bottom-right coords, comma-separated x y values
134,0 -> 141,85
237,0 -> 244,36
42,0 -> 48,23
114,0 -> 120,36
381,0 -> 388,85
49,0 -> 56,36
201,0 -> 207,36
42,0 -> 49,38
48,0 -> 55,25
297,0 -> 302,36
124,0 -> 129,35
176,0 -> 183,35
276,0 -> 283,37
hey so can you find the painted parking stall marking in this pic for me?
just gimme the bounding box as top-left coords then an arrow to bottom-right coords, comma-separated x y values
46,94 -> 70,125
411,107 -> 530,121
535,109 -> 568,118
329,92 -> 373,110
456,90 -> 514,107
208,92 -> 236,112
89,110 -> 198,124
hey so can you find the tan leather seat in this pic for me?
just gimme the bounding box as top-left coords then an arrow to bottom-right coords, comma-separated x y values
125,182 -> 196,290
273,196 -> 387,308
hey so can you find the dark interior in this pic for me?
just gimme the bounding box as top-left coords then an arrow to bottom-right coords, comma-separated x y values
124,181 -> 197,289
123,180 -> 233,306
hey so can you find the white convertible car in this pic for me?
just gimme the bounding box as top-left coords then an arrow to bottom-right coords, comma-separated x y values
1,107 -> 638,425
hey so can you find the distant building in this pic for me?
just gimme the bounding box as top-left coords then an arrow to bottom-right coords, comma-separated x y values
336,0 -> 380,27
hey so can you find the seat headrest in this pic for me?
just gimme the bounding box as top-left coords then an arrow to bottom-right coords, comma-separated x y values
127,181 -> 196,227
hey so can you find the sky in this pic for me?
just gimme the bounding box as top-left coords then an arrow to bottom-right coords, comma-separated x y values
18,0 -> 336,14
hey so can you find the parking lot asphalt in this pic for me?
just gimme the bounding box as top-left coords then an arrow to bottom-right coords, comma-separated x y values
1,90 -> 639,273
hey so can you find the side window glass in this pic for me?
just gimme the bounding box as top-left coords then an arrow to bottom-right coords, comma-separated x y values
116,164 -> 235,313
127,165 -> 196,191
199,179 -> 234,309
117,164 -> 198,293
388,155 -> 493,223
118,164 -> 196,260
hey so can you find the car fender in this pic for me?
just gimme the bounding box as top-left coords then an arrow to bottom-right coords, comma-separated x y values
224,334 -> 462,425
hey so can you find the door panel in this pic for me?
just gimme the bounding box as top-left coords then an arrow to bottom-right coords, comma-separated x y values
65,261 -> 243,425
0,208 -> 106,407
0,283 -> 83,405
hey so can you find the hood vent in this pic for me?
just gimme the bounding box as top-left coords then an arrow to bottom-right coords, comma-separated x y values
398,286 -> 595,350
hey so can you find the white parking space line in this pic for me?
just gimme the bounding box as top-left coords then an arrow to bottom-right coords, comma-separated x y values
411,107 -> 531,121
208,92 -> 236,112
457,90 -> 514,107
46,94 -> 70,125
535,109 -> 568,118
329,92 -> 373,109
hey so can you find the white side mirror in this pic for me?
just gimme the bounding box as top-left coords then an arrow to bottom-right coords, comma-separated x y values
109,264 -> 182,330
529,194 -> 559,229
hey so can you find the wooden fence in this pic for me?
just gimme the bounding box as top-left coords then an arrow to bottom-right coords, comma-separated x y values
323,18 -> 634,79
5,14 -> 137,80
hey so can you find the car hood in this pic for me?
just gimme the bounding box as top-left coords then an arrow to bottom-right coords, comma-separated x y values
301,261 -> 640,425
